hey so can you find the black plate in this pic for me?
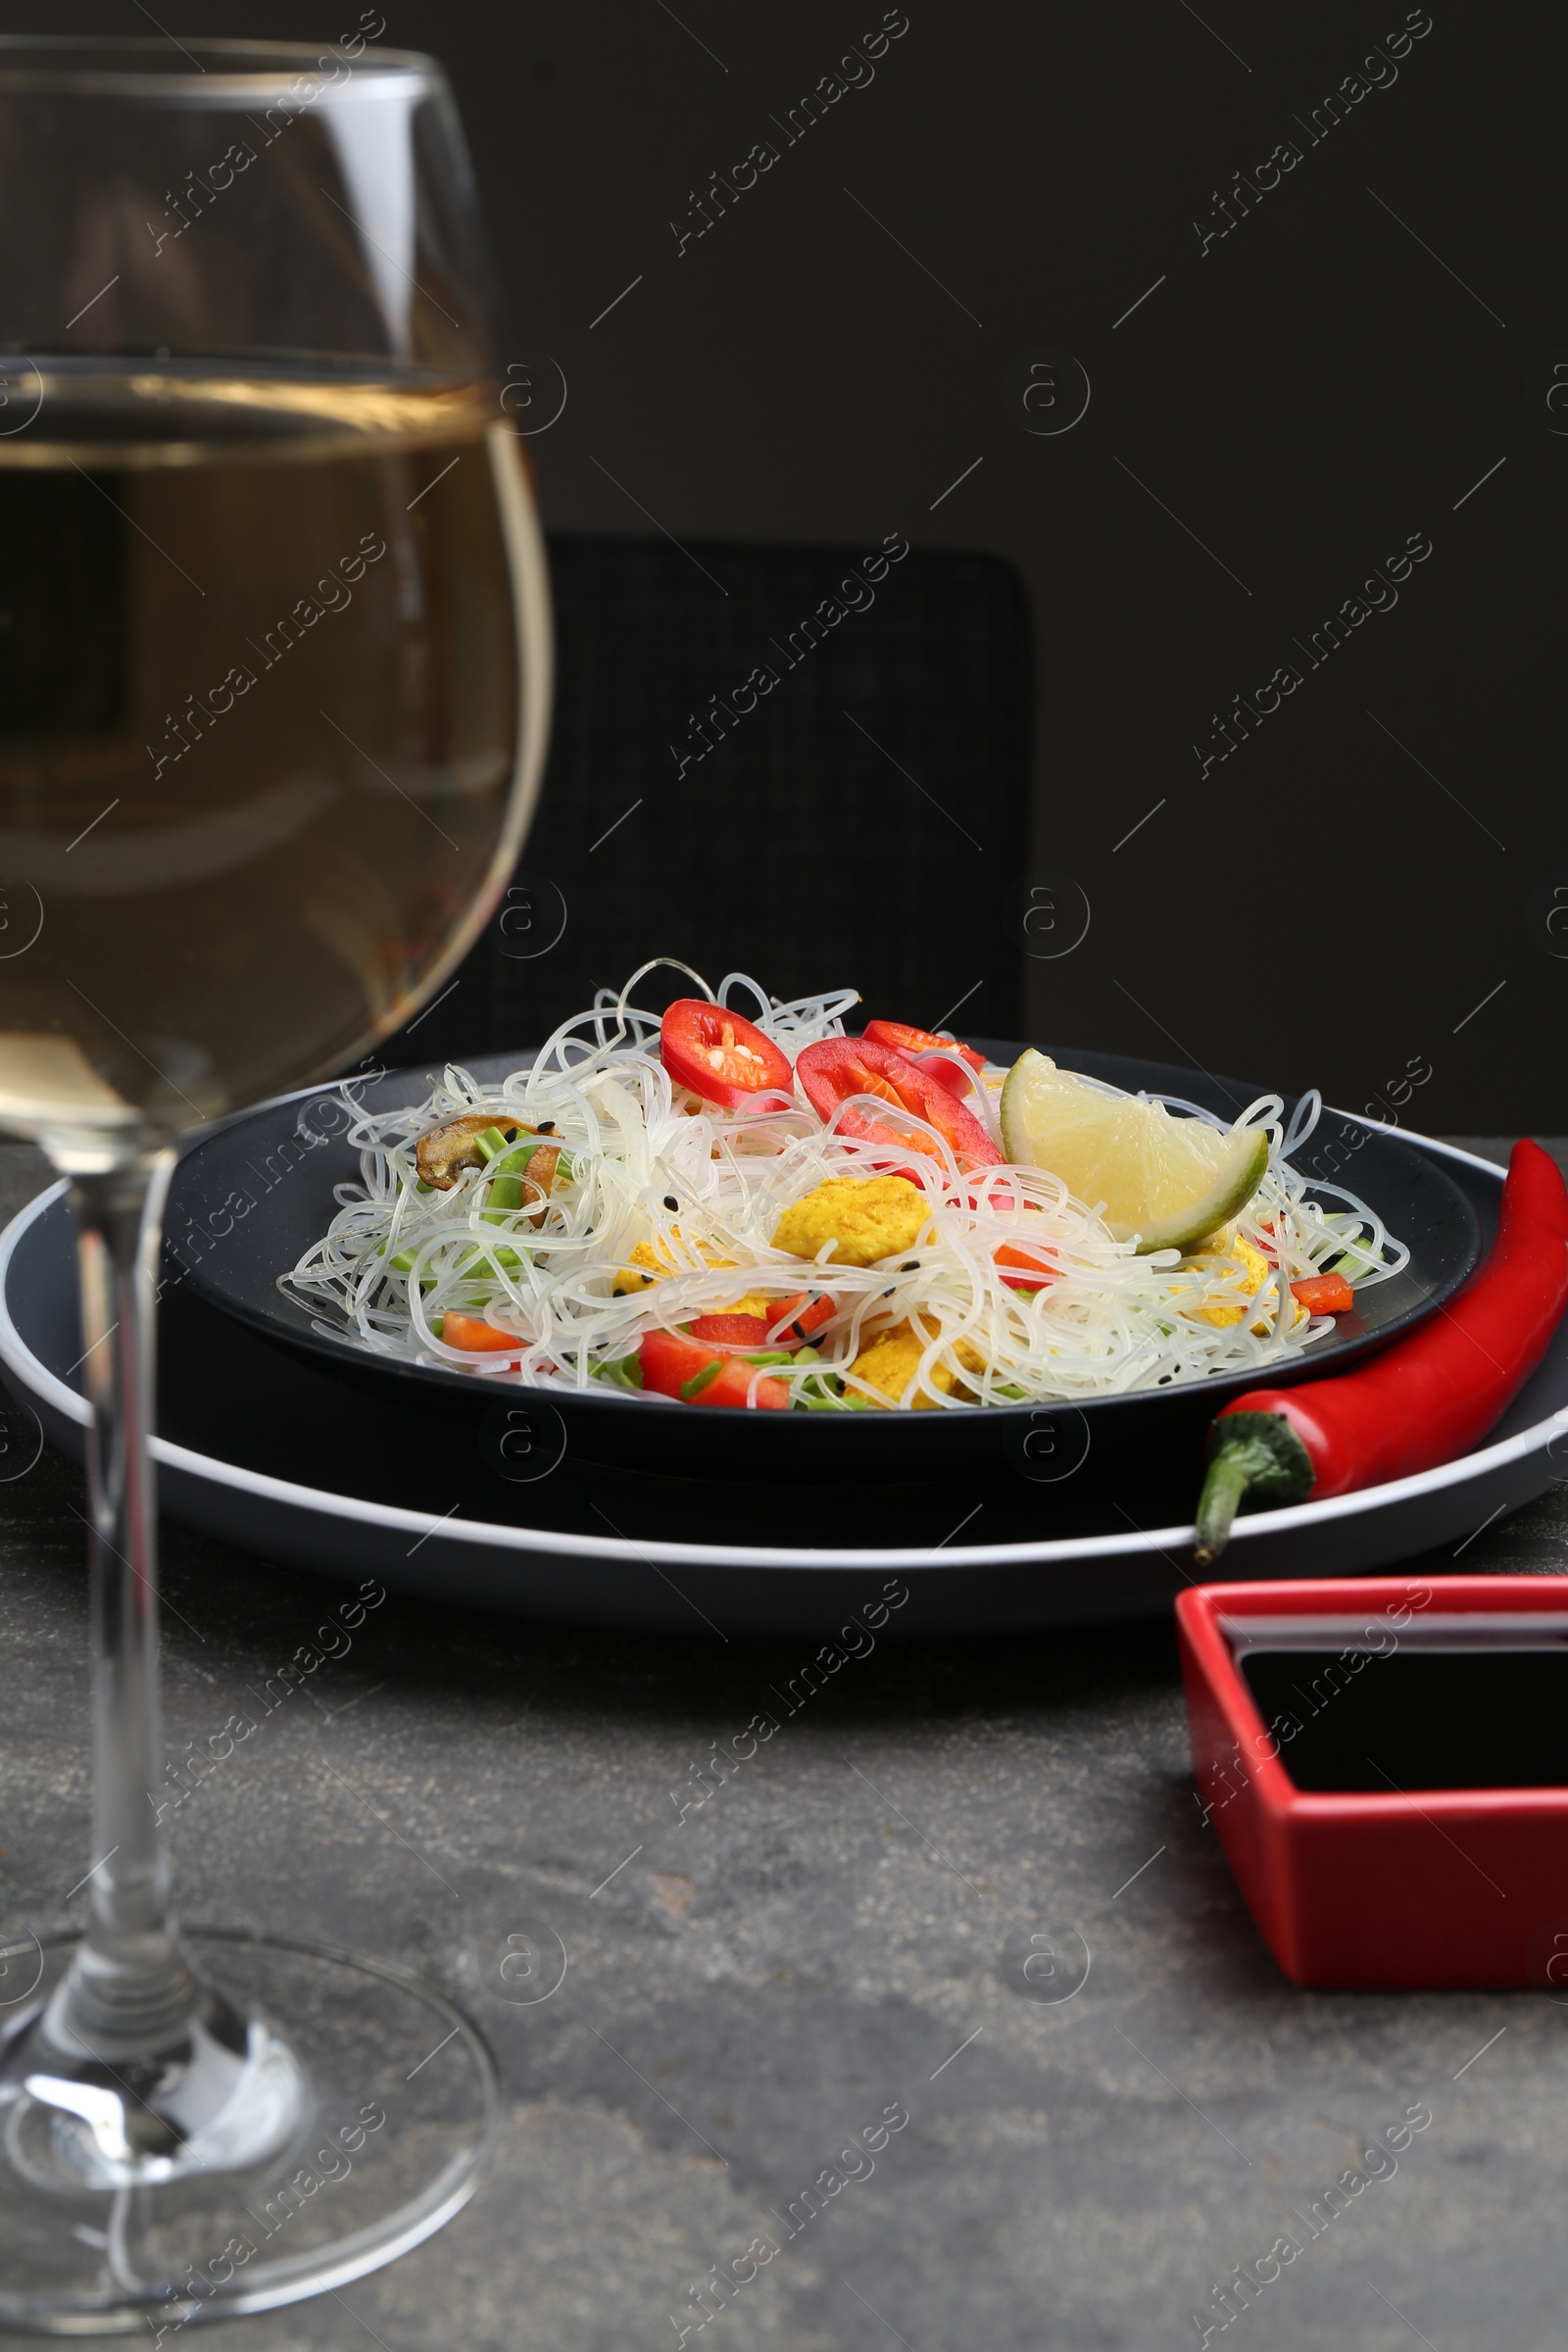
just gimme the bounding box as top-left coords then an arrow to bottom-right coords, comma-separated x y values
165,1043 -> 1481,1489
4,1142 -> 1541,1629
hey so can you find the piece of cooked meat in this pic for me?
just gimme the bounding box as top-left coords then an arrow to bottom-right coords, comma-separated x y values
702,1289 -> 777,1321
612,1230 -> 741,1298
848,1318 -> 985,1407
851,1323 -> 951,1408
771,1175 -> 928,1268
1184,1232 -> 1304,1331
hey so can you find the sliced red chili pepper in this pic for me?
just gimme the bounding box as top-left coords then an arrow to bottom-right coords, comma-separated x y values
861,1020 -> 986,1075
1289,1272 -> 1355,1316
685,1299 -> 835,1350
661,1000 -> 794,1109
639,1326 -> 790,1409
764,1291 -> 836,1346
996,1240 -> 1058,1293
438,1311 -> 524,1355
686,1314 -> 774,1346
795,1039 -> 1003,1170
1194,1140 -> 1568,1562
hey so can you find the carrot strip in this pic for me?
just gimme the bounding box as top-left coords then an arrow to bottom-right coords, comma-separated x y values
441,1311 -> 524,1353
1289,1272 -> 1354,1316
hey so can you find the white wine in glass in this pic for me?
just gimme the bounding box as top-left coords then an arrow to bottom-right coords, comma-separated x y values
0,37 -> 550,2331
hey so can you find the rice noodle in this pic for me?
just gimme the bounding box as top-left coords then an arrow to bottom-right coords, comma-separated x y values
281,968 -> 1410,1410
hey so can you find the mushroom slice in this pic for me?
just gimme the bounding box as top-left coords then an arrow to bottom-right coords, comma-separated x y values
520,1143 -> 562,1228
416,1112 -> 523,1191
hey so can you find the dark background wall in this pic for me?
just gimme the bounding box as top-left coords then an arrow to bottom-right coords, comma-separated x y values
13,0 -> 1560,1126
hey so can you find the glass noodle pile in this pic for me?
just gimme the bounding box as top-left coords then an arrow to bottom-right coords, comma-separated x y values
282,962 -> 1409,1410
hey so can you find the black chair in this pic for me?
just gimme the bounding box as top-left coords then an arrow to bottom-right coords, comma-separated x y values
382,532 -> 1034,1066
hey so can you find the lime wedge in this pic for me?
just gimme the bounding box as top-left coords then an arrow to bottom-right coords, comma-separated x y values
999,1050 -> 1269,1252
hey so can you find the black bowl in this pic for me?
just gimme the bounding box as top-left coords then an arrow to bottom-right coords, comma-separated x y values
163,1043 -> 1481,1493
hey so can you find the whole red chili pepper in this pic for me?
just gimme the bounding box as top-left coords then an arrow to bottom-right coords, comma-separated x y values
1193,1140 -> 1568,1565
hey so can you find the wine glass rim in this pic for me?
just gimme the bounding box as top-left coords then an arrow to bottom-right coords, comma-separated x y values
0,34 -> 441,94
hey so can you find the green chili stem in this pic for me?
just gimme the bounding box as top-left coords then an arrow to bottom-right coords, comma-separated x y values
1193,1411 -> 1315,1566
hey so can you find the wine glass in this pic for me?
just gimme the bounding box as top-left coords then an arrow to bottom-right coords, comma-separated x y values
0,35 -> 551,2330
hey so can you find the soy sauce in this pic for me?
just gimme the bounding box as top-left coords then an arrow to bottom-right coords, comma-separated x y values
1240,1645 -> 1568,1792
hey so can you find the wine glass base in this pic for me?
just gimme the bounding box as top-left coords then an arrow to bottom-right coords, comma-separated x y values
2,1965 -> 309,2194
0,1928 -> 499,2334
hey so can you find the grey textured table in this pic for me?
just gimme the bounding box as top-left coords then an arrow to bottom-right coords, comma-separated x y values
1,1139 -> 1564,2352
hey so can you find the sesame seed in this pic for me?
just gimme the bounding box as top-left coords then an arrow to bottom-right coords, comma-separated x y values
663,1195 -> 679,1211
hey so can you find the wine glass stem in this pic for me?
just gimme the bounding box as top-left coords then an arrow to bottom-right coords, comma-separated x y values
55,1152 -> 198,2052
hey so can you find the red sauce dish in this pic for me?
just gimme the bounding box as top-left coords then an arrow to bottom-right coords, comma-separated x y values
1177,1575 -> 1568,1990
